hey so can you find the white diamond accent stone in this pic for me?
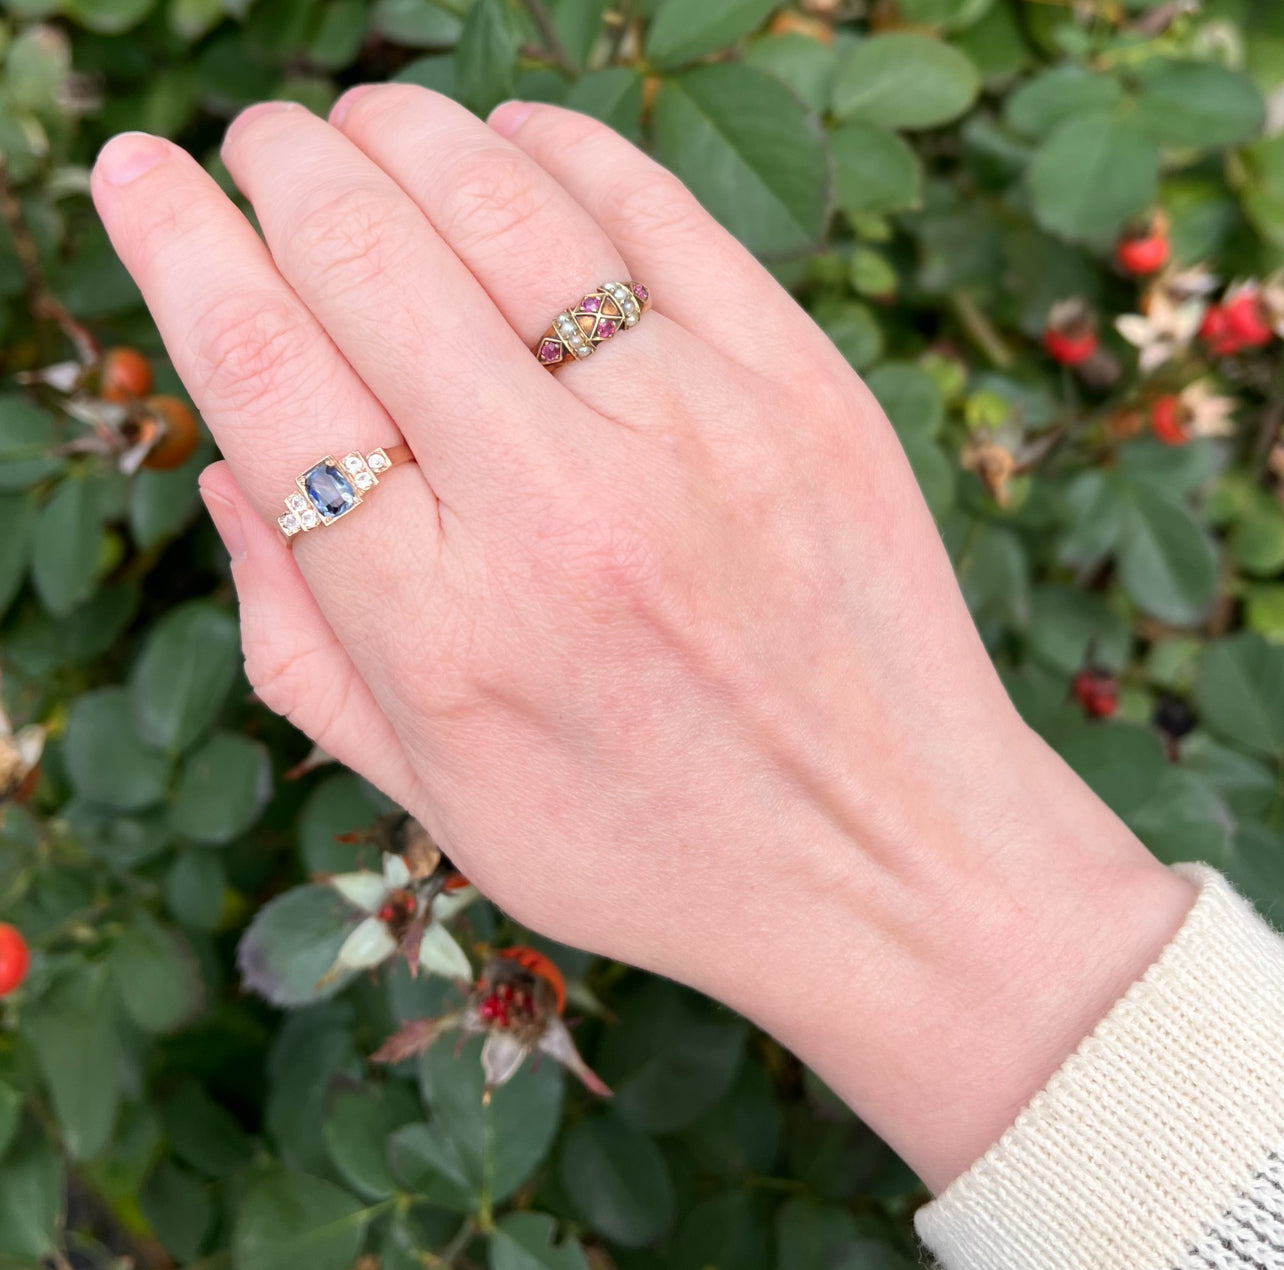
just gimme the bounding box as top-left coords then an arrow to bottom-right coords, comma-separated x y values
300,508 -> 319,529
368,451 -> 389,472
279,513 -> 300,535
354,470 -> 374,490
288,492 -> 307,512
344,454 -> 364,472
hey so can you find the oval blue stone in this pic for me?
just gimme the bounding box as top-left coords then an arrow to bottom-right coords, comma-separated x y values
304,463 -> 357,519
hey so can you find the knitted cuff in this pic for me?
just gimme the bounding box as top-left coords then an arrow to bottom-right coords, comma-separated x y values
913,864 -> 1284,1270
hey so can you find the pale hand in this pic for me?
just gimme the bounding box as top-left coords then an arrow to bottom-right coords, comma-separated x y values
91,88 -> 1196,1193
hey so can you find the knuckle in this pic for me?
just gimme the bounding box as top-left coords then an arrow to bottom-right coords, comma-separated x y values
290,182 -> 398,296
438,149 -> 557,253
191,290 -> 318,416
609,171 -> 695,243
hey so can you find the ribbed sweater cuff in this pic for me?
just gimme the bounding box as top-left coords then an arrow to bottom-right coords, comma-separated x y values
913,863 -> 1284,1270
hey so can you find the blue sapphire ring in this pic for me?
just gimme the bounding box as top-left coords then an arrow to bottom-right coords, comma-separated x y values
277,443 -> 413,541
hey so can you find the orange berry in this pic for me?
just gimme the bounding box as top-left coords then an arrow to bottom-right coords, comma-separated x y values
1115,233 -> 1169,276
499,946 -> 567,1015
140,396 -> 201,471
1043,328 -> 1099,367
1150,394 -> 1189,446
101,347 -> 154,402
0,924 -> 30,996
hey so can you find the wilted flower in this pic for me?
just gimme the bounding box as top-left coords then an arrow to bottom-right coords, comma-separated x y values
1116,279 -> 1208,373
0,689 -> 44,806
1150,380 -> 1237,446
372,947 -> 611,1098
322,848 -> 475,985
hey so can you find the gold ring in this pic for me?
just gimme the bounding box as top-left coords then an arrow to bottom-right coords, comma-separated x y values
277,443 -> 413,540
534,281 -> 651,369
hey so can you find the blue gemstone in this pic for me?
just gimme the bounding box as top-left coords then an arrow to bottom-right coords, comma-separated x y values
304,463 -> 357,519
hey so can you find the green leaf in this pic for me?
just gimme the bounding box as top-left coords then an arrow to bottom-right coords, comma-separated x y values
26,964 -> 120,1160
63,801 -> 171,869
1029,112 -> 1159,241
673,1191 -> 768,1270
866,363 -> 944,437
1004,67 -> 1122,138
64,687 -> 171,811
0,396 -> 62,491
0,1126 -> 63,1259
62,0 -> 157,32
1132,59 -> 1264,149
309,0 -> 368,70
956,522 -> 1030,630
652,64 -> 829,256
170,731 -> 272,844
597,981 -> 747,1135
1057,723 -> 1168,820
897,0 -> 992,30
165,848 -> 228,929
454,0 -> 517,117
324,1085 -> 418,1200
300,771 -> 396,874
0,493 -> 32,619
900,432 -> 955,519
1230,496 -> 1284,576
233,1171 -> 370,1270
745,33 -> 839,114
1026,585 -> 1130,676
490,1213 -> 589,1270
647,0 -> 778,68
1116,482 -> 1218,627
109,911 -> 204,1032
370,0 -> 461,46
130,600 -> 241,752
140,1161 -> 214,1264
31,475 -> 103,616
832,34 -> 980,129
818,301 -> 884,371
419,1035 -> 563,1203
831,122 -> 921,218
1129,767 -> 1233,869
237,884 -> 361,1007
129,447 -> 206,549
559,1114 -> 675,1247
386,1121 -> 476,1212
775,1197 -> 860,1270
563,68 -> 643,143
550,0 -> 611,68
1195,633 -> 1284,759
162,1079 -> 254,1177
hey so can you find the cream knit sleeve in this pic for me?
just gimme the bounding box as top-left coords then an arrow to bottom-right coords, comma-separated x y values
913,863 -> 1284,1270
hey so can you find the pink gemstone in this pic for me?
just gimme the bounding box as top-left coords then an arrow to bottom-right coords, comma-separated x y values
597,319 -> 618,339
632,284 -> 649,302
538,339 -> 563,364
581,296 -> 601,312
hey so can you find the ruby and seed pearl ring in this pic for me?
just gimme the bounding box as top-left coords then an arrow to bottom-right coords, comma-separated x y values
534,281 -> 650,368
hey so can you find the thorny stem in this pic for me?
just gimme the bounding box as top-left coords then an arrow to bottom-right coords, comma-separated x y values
520,0 -> 578,77
0,156 -> 98,365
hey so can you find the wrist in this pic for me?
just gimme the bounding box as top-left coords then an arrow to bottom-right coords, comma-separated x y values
689,720 -> 1198,1195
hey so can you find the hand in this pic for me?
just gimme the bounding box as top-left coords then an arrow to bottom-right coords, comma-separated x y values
91,88 -> 1196,1191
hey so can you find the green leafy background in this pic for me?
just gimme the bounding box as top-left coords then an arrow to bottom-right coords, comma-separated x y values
2,0 -> 1284,1267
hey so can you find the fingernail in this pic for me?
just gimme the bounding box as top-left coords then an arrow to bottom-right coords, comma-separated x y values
488,100 -> 535,138
224,100 -> 300,146
200,486 -> 247,563
95,132 -> 167,186
331,84 -> 378,128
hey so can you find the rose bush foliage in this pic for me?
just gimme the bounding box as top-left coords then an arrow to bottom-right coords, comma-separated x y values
2,0 -> 1284,1266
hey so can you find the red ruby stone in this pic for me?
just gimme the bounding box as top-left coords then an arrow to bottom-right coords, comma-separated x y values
538,339 -> 564,364
597,319 -> 618,339
632,284 -> 649,302
581,296 -> 601,312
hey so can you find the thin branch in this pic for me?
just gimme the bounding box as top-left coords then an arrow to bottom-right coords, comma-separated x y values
950,290 -> 1014,369
520,0 -> 578,77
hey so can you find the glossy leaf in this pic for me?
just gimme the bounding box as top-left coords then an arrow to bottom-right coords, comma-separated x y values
833,34 -> 980,129
646,0 -> 778,68
1132,60 -> 1264,149
31,475 -> 103,616
233,1171 -> 370,1270
490,1212 -> 590,1270
1116,482 -> 1218,627
0,1127 -> 64,1259
170,731 -> 273,844
64,688 -> 171,811
652,64 -> 829,256
1195,633 -> 1284,759
831,122 -> 922,217
130,600 -> 241,752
